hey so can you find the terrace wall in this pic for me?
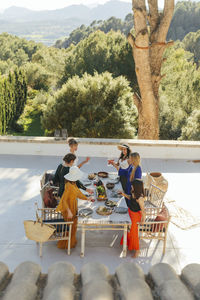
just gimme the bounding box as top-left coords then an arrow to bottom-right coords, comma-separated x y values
0,136 -> 199,159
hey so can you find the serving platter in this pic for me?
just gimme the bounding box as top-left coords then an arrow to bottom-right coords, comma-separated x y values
79,208 -> 93,218
105,200 -> 118,208
96,206 -> 112,216
98,171 -> 108,178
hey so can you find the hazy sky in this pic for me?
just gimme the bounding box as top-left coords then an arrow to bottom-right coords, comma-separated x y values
0,0 -> 132,11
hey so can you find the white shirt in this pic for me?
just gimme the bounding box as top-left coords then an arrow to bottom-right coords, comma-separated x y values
119,158 -> 129,169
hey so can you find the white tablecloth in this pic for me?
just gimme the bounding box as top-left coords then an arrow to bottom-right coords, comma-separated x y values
78,176 -> 131,225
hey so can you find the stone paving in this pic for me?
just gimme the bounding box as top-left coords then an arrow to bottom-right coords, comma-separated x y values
0,261 -> 200,300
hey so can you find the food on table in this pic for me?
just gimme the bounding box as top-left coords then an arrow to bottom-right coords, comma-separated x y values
106,182 -> 115,190
79,208 -> 93,218
88,173 -> 97,180
96,206 -> 112,215
96,184 -> 108,201
98,171 -> 108,178
105,200 -> 117,207
97,185 -> 105,194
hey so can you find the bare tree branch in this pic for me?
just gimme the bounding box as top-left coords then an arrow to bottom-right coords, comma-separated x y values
157,0 -> 175,41
148,0 -> 159,39
127,33 -> 135,48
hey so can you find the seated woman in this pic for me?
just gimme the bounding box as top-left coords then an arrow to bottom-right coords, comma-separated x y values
119,180 -> 145,258
68,138 -> 90,168
56,166 -> 94,249
110,152 -> 142,205
52,153 -> 93,198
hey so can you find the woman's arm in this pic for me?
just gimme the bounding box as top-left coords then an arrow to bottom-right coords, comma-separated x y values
138,197 -> 146,223
77,188 -> 89,200
109,161 -> 119,171
76,180 -> 86,191
78,157 -> 90,168
118,190 -> 130,199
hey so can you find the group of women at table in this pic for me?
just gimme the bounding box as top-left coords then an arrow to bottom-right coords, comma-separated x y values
52,139 -> 145,258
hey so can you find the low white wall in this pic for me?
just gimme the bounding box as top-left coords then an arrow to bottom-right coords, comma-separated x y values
0,136 -> 200,159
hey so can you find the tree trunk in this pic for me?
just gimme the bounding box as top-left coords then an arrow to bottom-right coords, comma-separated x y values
129,0 -> 174,139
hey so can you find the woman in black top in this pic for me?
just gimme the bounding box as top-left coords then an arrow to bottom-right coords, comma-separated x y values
52,153 -> 93,198
119,180 -> 145,258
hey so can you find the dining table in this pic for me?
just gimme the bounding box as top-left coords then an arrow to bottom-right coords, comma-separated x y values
78,173 -> 131,258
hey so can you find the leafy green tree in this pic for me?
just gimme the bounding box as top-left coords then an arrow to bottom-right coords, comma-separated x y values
0,33 -> 41,66
61,30 -> 138,92
24,63 -> 51,91
42,72 -> 137,138
182,29 -> 200,65
181,110 -> 200,141
168,1 -> 200,41
55,14 -> 133,49
0,68 -> 27,134
159,45 -> 200,140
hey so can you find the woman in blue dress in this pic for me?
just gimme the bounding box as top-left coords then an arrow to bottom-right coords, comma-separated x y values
110,152 -> 142,205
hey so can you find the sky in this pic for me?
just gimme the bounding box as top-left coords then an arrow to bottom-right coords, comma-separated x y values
0,0 -> 132,12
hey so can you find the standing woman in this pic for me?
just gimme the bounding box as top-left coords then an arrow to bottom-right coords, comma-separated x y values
56,166 -> 93,249
110,152 -> 142,204
68,138 -> 90,168
119,180 -> 145,258
117,144 -> 131,192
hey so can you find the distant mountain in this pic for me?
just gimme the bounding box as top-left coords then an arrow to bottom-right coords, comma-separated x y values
0,1 -> 132,45
1,1 -> 131,22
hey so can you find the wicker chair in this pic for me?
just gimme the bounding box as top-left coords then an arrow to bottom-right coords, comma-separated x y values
138,207 -> 171,254
145,184 -> 166,209
35,204 -> 73,257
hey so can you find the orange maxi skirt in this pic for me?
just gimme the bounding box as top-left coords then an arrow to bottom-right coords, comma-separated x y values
120,208 -> 142,251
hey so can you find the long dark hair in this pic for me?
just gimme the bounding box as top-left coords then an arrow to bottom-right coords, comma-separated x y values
132,180 -> 144,200
118,146 -> 131,162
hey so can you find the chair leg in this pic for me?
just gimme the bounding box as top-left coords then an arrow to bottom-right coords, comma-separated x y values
67,225 -> 72,255
80,225 -> 86,258
39,242 -> 43,257
163,237 -> 167,255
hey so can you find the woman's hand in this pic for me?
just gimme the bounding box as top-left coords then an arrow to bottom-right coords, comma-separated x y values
88,196 -> 95,202
86,188 -> 94,194
85,157 -> 90,163
118,190 -> 123,195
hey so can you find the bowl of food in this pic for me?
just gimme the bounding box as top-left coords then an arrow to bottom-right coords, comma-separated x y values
96,185 -> 108,201
98,171 -> 108,178
88,173 -> 97,180
105,200 -> 117,208
106,182 -> 115,190
96,206 -> 112,216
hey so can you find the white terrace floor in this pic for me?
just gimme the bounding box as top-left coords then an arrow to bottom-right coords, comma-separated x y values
0,154 -> 200,274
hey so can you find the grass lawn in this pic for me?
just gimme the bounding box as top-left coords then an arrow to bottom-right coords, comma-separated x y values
7,100 -> 45,136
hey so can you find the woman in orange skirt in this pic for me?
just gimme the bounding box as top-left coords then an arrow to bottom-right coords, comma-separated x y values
56,166 -> 93,249
119,180 -> 145,258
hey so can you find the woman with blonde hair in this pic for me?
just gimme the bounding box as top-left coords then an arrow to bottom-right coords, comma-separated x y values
110,152 -> 142,204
